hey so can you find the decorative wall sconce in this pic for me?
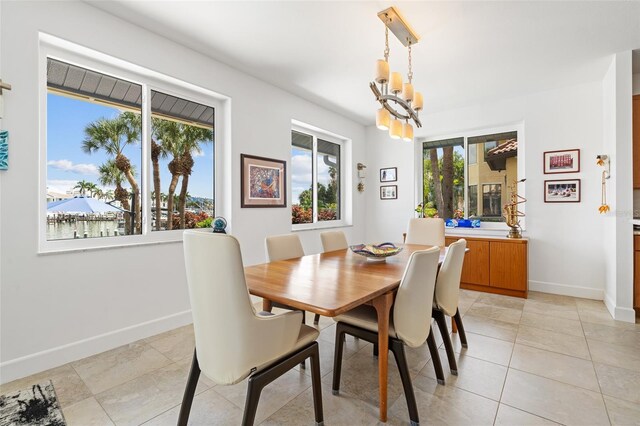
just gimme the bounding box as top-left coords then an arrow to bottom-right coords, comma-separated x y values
357,163 -> 367,192
597,155 -> 610,214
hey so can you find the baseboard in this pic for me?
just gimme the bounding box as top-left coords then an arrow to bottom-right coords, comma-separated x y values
603,293 -> 636,323
604,293 -> 616,318
614,306 -> 637,323
529,280 -> 604,300
0,310 -> 192,385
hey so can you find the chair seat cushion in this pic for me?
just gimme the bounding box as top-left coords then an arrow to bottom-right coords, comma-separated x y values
255,324 -> 319,372
334,305 -> 398,338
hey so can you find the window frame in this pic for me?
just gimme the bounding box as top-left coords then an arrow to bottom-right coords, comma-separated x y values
415,123 -> 525,232
291,121 -> 350,231
39,37 -> 226,254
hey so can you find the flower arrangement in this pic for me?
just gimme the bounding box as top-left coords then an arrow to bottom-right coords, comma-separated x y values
415,202 -> 438,218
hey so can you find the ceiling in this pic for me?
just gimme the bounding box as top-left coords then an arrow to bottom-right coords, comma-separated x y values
89,1 -> 640,126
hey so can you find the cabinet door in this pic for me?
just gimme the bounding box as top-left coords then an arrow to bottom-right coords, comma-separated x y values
634,96 -> 640,189
445,238 -> 490,285
490,241 -> 527,291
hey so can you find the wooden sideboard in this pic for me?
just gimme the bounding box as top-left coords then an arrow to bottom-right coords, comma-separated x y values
445,235 -> 529,298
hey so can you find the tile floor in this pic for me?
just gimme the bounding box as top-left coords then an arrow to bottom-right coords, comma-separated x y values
2,290 -> 639,425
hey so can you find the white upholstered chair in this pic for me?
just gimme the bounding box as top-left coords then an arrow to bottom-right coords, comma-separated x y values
265,233 -> 305,263
332,246 -> 444,425
320,230 -> 348,252
431,239 -> 468,376
405,218 -> 446,247
264,233 -> 322,326
179,231 -> 323,426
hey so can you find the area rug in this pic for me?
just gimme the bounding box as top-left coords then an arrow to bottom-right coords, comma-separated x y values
0,380 -> 66,426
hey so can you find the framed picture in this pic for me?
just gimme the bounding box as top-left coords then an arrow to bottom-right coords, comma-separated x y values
543,149 -> 580,174
544,179 -> 581,203
380,185 -> 397,200
241,154 -> 287,208
380,167 -> 397,182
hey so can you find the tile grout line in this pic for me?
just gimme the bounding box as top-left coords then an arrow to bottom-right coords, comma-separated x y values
580,309 -> 614,426
498,401 -> 565,425
67,363 -> 118,425
493,303 -> 521,425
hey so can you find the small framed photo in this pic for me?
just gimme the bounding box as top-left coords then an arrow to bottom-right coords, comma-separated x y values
380,185 -> 397,200
380,167 -> 397,182
544,179 -> 581,203
241,154 -> 287,208
543,149 -> 580,174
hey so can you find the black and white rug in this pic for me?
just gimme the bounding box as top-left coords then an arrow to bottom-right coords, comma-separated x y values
0,381 -> 66,426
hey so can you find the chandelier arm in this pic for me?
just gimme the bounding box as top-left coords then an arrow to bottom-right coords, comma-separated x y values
370,83 -> 422,128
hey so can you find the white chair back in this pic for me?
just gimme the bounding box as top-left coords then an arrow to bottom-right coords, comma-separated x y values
320,230 -> 348,252
265,233 -> 304,261
184,231 -> 300,385
405,218 -> 445,247
393,246 -> 441,348
434,239 -> 467,316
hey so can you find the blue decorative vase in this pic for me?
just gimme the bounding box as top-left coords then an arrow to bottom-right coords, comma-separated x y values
212,216 -> 227,234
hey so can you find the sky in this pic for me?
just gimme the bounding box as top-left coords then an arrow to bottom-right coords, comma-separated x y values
291,147 -> 335,205
47,93 -> 214,200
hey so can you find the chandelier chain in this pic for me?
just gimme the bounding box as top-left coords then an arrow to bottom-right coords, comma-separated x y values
384,25 -> 390,62
407,42 -> 413,84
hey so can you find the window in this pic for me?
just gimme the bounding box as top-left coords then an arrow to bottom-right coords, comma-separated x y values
150,90 -> 214,232
468,185 -> 478,217
468,144 -> 477,165
45,56 -> 216,245
482,184 -> 502,216
421,138 -> 465,219
422,131 -> 518,223
291,128 -> 342,226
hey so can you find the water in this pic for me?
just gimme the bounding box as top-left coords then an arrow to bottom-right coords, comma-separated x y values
46,220 -> 126,241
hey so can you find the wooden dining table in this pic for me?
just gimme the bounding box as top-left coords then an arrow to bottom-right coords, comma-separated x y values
244,243 -> 447,422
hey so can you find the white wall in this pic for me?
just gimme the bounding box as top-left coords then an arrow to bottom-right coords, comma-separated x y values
633,73 -> 640,95
0,1 -> 366,383
367,80 -> 609,301
602,52 -> 635,322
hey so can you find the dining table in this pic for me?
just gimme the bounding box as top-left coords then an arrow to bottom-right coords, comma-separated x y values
244,243 -> 448,422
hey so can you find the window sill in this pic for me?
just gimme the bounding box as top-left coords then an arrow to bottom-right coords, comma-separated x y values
292,221 -> 352,232
38,230 -> 186,255
445,226 -> 527,238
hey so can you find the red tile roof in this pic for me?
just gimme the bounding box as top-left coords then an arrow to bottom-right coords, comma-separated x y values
486,139 -> 517,157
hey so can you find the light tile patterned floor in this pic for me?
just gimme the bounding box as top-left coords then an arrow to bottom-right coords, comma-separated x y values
2,290 -> 639,425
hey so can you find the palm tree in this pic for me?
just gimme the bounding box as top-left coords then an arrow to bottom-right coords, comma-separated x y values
103,190 -> 115,202
73,180 -> 92,196
93,188 -> 104,201
98,160 -> 132,234
86,182 -> 99,198
83,112 -> 142,232
150,117 -> 174,230
154,121 -> 212,229
176,125 -> 213,228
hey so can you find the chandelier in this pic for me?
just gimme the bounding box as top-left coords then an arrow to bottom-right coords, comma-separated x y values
370,6 -> 422,142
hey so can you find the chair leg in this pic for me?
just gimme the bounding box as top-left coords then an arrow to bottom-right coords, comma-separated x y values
314,314 -> 321,325
309,342 -> 324,425
299,310 -> 307,369
178,350 -> 201,426
242,375 -> 265,426
390,340 -> 419,426
453,308 -> 468,348
373,343 -> 379,357
433,309 -> 458,375
332,323 -> 347,394
427,330 -> 445,385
